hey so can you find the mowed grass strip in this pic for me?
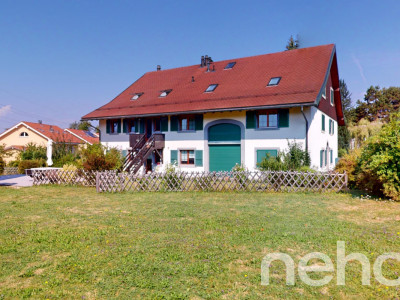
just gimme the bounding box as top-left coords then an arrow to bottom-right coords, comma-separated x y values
0,186 -> 399,299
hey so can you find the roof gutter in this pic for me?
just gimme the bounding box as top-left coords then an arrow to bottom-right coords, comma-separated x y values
82,102 -> 316,120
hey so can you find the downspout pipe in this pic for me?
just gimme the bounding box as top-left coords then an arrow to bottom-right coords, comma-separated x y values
300,106 -> 309,153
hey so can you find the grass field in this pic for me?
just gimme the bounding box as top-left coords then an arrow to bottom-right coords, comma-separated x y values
0,186 -> 399,299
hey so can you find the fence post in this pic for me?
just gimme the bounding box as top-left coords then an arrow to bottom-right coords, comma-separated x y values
96,172 -> 100,193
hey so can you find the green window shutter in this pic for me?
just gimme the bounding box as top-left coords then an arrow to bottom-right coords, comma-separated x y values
329,119 -> 332,134
170,150 -> 178,164
195,114 -> 203,131
134,119 -> 139,132
330,150 -> 333,163
246,111 -> 256,129
332,121 -> 334,134
161,117 -> 168,132
278,109 -> 289,128
139,119 -> 145,134
170,116 -> 178,131
320,150 -> 324,168
257,149 -> 278,164
117,119 -> 121,133
195,150 -> 203,167
322,115 -> 325,131
106,120 -> 111,134
123,119 -> 128,133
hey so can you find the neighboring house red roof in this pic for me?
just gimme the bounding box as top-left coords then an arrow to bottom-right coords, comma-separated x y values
82,44 -> 343,123
22,122 -> 83,144
64,128 -> 99,145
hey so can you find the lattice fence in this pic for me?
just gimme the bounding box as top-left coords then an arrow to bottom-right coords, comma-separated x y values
2,167 -> 19,175
32,169 -> 116,187
96,170 -> 348,193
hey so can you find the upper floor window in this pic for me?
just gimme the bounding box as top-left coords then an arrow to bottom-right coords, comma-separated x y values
20,132 -> 29,137
322,85 -> 326,99
110,119 -> 119,134
224,62 -> 236,69
179,115 -> 195,131
257,110 -> 278,128
205,84 -> 218,92
267,77 -> 281,86
159,89 -> 172,97
125,119 -> 136,133
330,88 -> 334,106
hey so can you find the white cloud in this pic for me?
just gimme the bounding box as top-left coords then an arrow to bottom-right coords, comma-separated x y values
0,105 -> 11,117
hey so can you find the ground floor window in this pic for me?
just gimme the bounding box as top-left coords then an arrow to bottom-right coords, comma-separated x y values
256,149 -> 278,164
180,150 -> 195,165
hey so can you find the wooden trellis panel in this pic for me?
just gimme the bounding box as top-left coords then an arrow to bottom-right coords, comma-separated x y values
31,169 -> 347,193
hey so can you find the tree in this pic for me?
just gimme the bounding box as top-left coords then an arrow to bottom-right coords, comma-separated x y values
355,86 -> 400,122
285,35 -> 299,50
69,120 -> 92,131
338,79 -> 354,153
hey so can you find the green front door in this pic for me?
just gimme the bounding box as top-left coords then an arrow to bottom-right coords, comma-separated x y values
208,123 -> 241,172
209,144 -> 241,172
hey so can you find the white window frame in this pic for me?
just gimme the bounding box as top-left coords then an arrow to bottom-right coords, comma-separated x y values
321,85 -> 326,99
330,87 -> 334,106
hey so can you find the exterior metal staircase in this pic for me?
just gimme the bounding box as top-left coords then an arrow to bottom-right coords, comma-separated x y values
123,133 -> 165,174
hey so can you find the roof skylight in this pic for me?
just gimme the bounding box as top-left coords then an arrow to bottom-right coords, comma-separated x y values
224,62 -> 236,69
205,84 -> 218,92
267,77 -> 281,86
159,90 -> 172,97
131,93 -> 143,100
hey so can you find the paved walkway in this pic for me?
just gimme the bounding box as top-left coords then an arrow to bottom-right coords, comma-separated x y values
0,175 -> 33,187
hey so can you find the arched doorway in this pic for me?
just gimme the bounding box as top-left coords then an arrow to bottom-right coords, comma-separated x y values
208,123 -> 241,172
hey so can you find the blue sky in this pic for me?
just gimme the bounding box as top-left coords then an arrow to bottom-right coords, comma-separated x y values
0,0 -> 399,131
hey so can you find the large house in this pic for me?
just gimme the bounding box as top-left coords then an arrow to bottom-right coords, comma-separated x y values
0,121 -> 99,165
82,44 -> 344,173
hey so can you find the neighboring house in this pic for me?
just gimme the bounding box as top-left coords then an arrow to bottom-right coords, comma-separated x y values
82,44 -> 344,173
0,122 -> 99,165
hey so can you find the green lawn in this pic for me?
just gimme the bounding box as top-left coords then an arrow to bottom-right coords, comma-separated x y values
0,186 -> 400,299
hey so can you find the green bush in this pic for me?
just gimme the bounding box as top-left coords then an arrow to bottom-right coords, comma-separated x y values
335,149 -> 361,189
258,141 -> 310,171
18,159 -> 47,174
163,164 -> 183,190
20,143 -> 47,161
356,113 -> 400,200
7,160 -> 20,167
80,144 -> 123,171
52,142 -> 79,167
0,157 -> 5,174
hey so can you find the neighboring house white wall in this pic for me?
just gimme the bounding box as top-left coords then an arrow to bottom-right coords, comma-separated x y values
308,106 -> 338,171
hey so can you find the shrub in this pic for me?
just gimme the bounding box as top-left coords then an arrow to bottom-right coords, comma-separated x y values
20,143 -> 47,161
163,164 -> 183,190
7,160 -> 20,168
258,141 -> 310,171
231,163 -> 250,190
80,144 -> 123,171
52,142 -> 79,167
334,149 -> 361,188
0,157 -> 5,174
356,113 -> 400,200
58,164 -> 79,184
18,159 -> 47,174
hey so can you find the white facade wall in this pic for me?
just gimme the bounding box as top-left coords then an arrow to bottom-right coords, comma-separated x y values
98,107 -> 334,172
308,106 -> 338,171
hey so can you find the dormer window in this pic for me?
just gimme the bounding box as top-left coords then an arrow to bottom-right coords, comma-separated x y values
160,90 -> 172,97
131,93 -> 143,100
224,62 -> 236,69
267,77 -> 281,86
19,132 -> 29,137
205,84 -> 218,92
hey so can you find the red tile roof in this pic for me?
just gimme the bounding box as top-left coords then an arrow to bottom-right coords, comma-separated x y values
23,122 -> 83,144
82,44 -> 337,119
64,128 -> 99,145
